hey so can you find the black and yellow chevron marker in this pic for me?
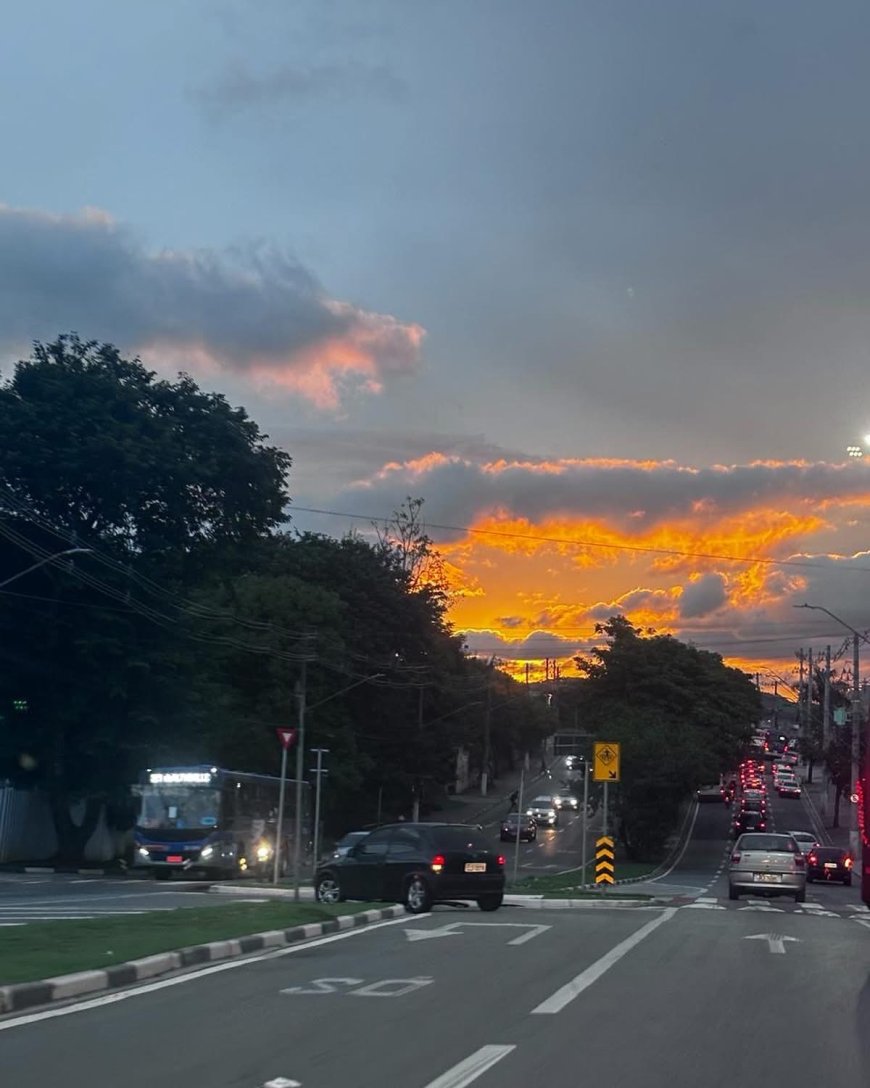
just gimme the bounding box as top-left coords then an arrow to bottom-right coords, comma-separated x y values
595,835 -> 615,885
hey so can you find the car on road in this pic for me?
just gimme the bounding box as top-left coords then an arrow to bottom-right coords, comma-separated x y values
728,833 -> 807,902
331,830 -> 369,857
500,812 -> 537,841
788,830 -> 818,856
554,790 -> 580,812
732,810 -> 768,836
314,823 -> 505,914
806,846 -> 854,885
696,783 -> 724,802
775,775 -> 801,798
526,795 -> 559,827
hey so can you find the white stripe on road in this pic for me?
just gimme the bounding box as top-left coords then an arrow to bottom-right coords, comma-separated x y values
0,914 -> 416,1031
423,1045 -> 516,1088
531,908 -> 677,1014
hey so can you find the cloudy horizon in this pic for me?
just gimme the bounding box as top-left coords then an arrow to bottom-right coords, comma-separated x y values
3,0 -> 870,695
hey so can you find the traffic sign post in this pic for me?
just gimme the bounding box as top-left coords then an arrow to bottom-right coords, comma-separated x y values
273,727 -> 298,885
595,835 -> 615,888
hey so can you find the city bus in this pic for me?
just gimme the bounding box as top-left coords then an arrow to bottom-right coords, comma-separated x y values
132,765 -> 308,880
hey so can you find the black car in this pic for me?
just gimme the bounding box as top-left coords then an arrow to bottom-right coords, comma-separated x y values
314,822 -> 506,913
500,813 -> 537,842
732,809 -> 768,836
806,846 -> 854,885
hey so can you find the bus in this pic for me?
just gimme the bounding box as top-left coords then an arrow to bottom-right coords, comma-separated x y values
132,765 -> 309,880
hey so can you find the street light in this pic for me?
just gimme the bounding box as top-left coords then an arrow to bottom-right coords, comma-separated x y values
794,602 -> 868,857
291,671 -> 384,900
0,547 -> 92,590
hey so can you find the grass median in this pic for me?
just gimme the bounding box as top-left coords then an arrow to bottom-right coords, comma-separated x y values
511,858 -> 659,898
0,900 -> 382,986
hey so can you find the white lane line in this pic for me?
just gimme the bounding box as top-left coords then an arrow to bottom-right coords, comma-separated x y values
0,914 -> 417,1031
423,1045 -> 516,1088
531,908 -> 677,1014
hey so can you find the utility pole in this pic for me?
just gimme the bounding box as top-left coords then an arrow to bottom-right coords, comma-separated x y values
806,647 -> 814,783
292,659 -> 308,902
480,675 -> 492,797
309,748 -> 329,866
851,632 -> 861,859
798,648 -> 805,742
412,686 -> 424,821
822,645 -> 832,817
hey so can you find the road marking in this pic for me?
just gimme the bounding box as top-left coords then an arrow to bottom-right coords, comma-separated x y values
0,913 -> 417,1031
695,897 -> 718,902
423,1045 -> 516,1088
404,922 -> 551,945
263,1079 -> 302,1087
738,905 -> 784,913
530,908 -> 677,1014
682,903 -> 725,910
745,933 -> 800,955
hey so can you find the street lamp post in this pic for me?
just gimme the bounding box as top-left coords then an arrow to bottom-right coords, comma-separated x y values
0,548 -> 92,590
795,603 -> 867,857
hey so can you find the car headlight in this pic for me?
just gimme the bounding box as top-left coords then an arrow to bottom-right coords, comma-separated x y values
256,841 -> 272,862
548,810 -> 556,818
200,845 -> 214,860
137,847 -> 150,859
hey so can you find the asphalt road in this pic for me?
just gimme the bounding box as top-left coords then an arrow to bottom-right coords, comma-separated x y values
2,763 -> 868,1088
0,874 -> 232,924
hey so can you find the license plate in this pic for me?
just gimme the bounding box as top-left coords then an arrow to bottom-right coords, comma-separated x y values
754,872 -> 781,883
167,855 -> 183,864
824,862 -> 837,869
464,862 -> 486,873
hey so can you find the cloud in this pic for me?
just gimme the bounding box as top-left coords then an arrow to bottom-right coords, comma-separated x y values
679,573 -> 727,619
196,60 -> 405,117
0,204 -> 424,410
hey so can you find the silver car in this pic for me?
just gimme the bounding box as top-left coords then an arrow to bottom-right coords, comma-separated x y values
526,795 -> 559,827
788,830 -> 818,856
729,833 -> 807,902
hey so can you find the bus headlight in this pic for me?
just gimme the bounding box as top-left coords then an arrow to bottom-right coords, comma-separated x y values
200,845 -> 214,860
256,841 -> 272,862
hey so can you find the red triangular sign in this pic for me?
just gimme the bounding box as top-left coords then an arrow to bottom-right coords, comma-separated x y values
276,727 -> 297,750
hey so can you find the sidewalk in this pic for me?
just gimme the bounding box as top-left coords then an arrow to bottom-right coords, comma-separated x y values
799,765 -> 850,849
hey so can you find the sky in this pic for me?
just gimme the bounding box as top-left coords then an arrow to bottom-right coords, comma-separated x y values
2,0 -> 870,695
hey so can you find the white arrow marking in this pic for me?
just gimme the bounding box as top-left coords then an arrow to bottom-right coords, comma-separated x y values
264,1079 -> 302,1087
744,933 -> 800,954
404,927 -> 463,942
404,922 -> 551,945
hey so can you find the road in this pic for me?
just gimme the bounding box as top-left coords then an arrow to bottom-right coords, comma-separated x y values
2,767 -> 868,1087
0,873 -> 238,924
477,757 -> 602,876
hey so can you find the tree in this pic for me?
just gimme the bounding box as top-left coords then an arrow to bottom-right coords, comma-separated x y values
573,617 -> 760,858
0,335 -> 292,858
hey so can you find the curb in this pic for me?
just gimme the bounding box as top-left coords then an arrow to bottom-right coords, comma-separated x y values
0,905 -> 405,1016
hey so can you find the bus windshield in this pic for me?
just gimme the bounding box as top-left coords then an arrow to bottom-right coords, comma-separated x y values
137,785 -> 221,831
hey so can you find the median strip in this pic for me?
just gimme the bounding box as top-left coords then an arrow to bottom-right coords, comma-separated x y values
0,900 -> 403,1013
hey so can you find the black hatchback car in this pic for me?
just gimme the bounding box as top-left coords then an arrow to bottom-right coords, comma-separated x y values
500,813 -> 537,842
314,823 -> 506,913
806,846 -> 854,885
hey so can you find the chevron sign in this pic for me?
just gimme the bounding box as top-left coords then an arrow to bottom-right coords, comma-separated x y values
595,835 -> 615,885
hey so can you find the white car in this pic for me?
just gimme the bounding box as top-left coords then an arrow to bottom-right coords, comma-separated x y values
776,775 -> 801,798
788,831 -> 818,856
526,796 -> 559,827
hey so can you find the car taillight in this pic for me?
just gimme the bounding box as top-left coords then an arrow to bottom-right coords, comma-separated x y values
794,855 -> 805,868
845,857 -> 853,869
731,853 -> 741,863
431,854 -> 445,873
497,855 -> 506,867
808,854 -> 817,865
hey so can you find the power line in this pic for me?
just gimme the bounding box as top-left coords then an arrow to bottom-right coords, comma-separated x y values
290,505 -> 870,574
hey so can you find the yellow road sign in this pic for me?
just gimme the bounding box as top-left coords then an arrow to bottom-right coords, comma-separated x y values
595,835 -> 616,885
593,741 -> 621,782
